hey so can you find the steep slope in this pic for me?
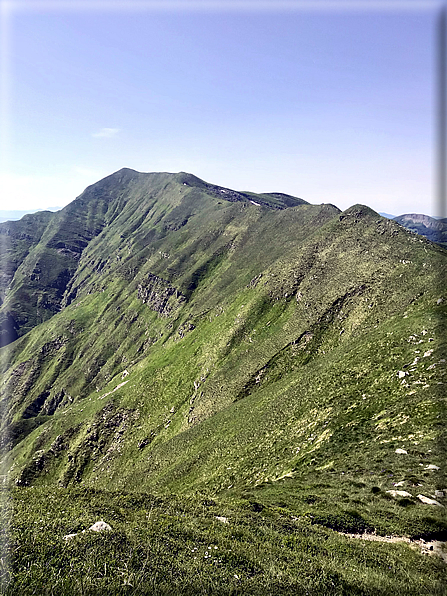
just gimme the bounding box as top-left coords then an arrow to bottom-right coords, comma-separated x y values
0,210 -> 54,345
1,187 -> 445,498
0,181 -> 335,453
0,175 -> 116,345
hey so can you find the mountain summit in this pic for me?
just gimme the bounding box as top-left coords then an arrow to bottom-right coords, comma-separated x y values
0,170 -> 308,345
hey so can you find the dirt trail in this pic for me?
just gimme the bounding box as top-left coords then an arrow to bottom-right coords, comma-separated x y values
98,380 -> 129,400
340,532 -> 446,562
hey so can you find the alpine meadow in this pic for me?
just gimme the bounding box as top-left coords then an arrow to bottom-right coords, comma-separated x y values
0,168 -> 445,595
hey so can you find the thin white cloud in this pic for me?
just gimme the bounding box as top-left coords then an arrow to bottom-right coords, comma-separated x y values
92,127 -> 120,138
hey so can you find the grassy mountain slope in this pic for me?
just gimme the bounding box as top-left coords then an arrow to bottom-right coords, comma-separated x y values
0,169 -> 307,348
0,170 -> 446,594
0,211 -> 54,345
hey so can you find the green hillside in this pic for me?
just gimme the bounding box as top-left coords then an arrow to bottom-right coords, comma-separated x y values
0,170 -> 445,595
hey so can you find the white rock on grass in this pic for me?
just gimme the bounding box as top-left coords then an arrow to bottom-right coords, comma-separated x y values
215,516 -> 228,524
395,448 -> 407,454
88,521 -> 112,532
64,520 -> 112,540
386,490 -> 412,498
417,494 -> 444,507
425,464 -> 440,471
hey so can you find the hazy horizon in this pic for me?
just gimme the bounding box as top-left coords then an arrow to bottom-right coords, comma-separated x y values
0,1 -> 443,216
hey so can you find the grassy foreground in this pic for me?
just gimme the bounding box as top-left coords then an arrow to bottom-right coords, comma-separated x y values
0,482 -> 445,596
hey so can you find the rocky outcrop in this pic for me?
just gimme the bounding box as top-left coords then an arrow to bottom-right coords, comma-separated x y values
61,403 -> 138,486
205,183 -> 286,210
0,336 -> 71,440
15,426 -> 79,486
137,273 -> 186,317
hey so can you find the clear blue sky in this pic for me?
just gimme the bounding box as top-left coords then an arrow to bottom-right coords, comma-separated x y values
0,1 -> 442,216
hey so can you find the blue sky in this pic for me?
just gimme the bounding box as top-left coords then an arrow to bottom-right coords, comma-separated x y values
0,0 -> 442,216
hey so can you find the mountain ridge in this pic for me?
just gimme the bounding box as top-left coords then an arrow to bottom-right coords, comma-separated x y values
0,170 -> 310,347
0,169 -> 445,594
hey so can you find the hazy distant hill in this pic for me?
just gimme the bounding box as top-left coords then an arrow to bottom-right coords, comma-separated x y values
393,213 -> 447,246
0,169 -> 445,594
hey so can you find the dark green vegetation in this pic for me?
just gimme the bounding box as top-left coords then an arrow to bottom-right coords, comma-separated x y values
393,213 -> 447,247
0,169 -> 446,594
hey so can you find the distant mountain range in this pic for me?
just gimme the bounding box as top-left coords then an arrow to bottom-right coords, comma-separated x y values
391,213 -> 447,246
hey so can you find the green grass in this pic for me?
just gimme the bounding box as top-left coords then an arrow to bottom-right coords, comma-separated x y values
1,485 -> 445,595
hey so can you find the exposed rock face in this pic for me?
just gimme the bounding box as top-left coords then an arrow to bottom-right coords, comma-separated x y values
15,426 -> 79,486
205,184 -> 263,206
61,403 -> 139,487
0,336 -> 70,424
137,273 -> 186,317
203,183 -> 306,209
